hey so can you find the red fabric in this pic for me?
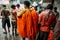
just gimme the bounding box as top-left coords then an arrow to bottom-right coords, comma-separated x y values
39,13 -> 51,32
39,10 -> 56,32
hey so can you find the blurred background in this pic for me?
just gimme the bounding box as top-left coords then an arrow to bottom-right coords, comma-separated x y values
0,0 -> 60,13
0,0 -> 60,40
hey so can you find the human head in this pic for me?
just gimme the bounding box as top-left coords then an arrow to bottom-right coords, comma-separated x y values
2,5 -> 6,9
11,5 -> 16,9
32,1 -> 38,11
34,6 -> 38,11
16,4 -> 20,8
47,4 -> 53,10
24,1 -> 30,8
54,7 -> 57,11
42,7 -> 47,11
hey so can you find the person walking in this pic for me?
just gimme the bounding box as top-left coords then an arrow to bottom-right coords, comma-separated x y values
11,5 -> 18,36
54,7 -> 59,20
38,4 -> 56,40
17,1 -> 37,40
1,5 -> 10,34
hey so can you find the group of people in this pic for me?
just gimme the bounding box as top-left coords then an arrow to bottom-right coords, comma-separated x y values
0,1 -> 59,40
1,4 -> 20,36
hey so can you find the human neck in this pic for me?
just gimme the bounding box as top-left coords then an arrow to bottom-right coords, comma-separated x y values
25,7 -> 29,9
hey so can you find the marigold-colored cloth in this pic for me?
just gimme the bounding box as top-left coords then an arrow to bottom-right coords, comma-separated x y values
31,10 -> 38,37
17,9 -> 33,38
48,30 -> 53,40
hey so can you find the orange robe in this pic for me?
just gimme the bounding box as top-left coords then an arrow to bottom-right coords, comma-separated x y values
48,30 -> 53,40
31,10 -> 38,37
17,17 -> 25,37
17,10 -> 33,38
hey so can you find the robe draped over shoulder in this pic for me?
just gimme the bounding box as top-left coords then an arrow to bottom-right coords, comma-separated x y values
17,9 -> 33,38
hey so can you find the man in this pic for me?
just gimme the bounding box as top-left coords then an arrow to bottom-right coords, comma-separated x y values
49,7 -> 59,30
17,1 -> 33,40
54,7 -> 59,20
17,1 -> 38,40
38,4 -> 56,40
30,5 -> 38,40
11,5 -> 18,36
1,5 -> 10,34
16,4 -> 21,12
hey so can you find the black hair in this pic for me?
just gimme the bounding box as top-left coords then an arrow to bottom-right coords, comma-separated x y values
11,5 -> 16,9
54,7 -> 57,10
16,4 -> 20,7
3,5 -> 6,7
24,1 -> 30,8
47,4 -> 53,10
34,6 -> 38,11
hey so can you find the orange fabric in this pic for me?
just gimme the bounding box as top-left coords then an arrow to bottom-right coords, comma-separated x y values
17,9 -> 38,40
17,17 -> 25,37
48,30 -> 53,40
30,10 -> 38,40
17,10 -> 33,38
25,10 -> 33,37
31,10 -> 38,36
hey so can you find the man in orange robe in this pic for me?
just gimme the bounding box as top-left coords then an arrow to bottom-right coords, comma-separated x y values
31,9 -> 38,40
17,1 -> 34,40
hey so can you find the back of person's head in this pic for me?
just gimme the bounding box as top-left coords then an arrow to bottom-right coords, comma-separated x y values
11,5 -> 16,9
24,1 -> 30,8
16,4 -> 20,8
54,7 -> 57,11
2,5 -> 6,9
47,4 -> 53,10
3,5 -> 6,8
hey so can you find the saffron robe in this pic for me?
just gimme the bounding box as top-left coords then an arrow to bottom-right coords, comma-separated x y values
17,9 -> 33,38
31,10 -> 38,37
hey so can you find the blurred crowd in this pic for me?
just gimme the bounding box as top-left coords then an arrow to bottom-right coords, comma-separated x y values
0,0 -> 60,40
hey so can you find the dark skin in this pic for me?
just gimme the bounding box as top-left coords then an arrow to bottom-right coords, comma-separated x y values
24,4 -> 29,9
